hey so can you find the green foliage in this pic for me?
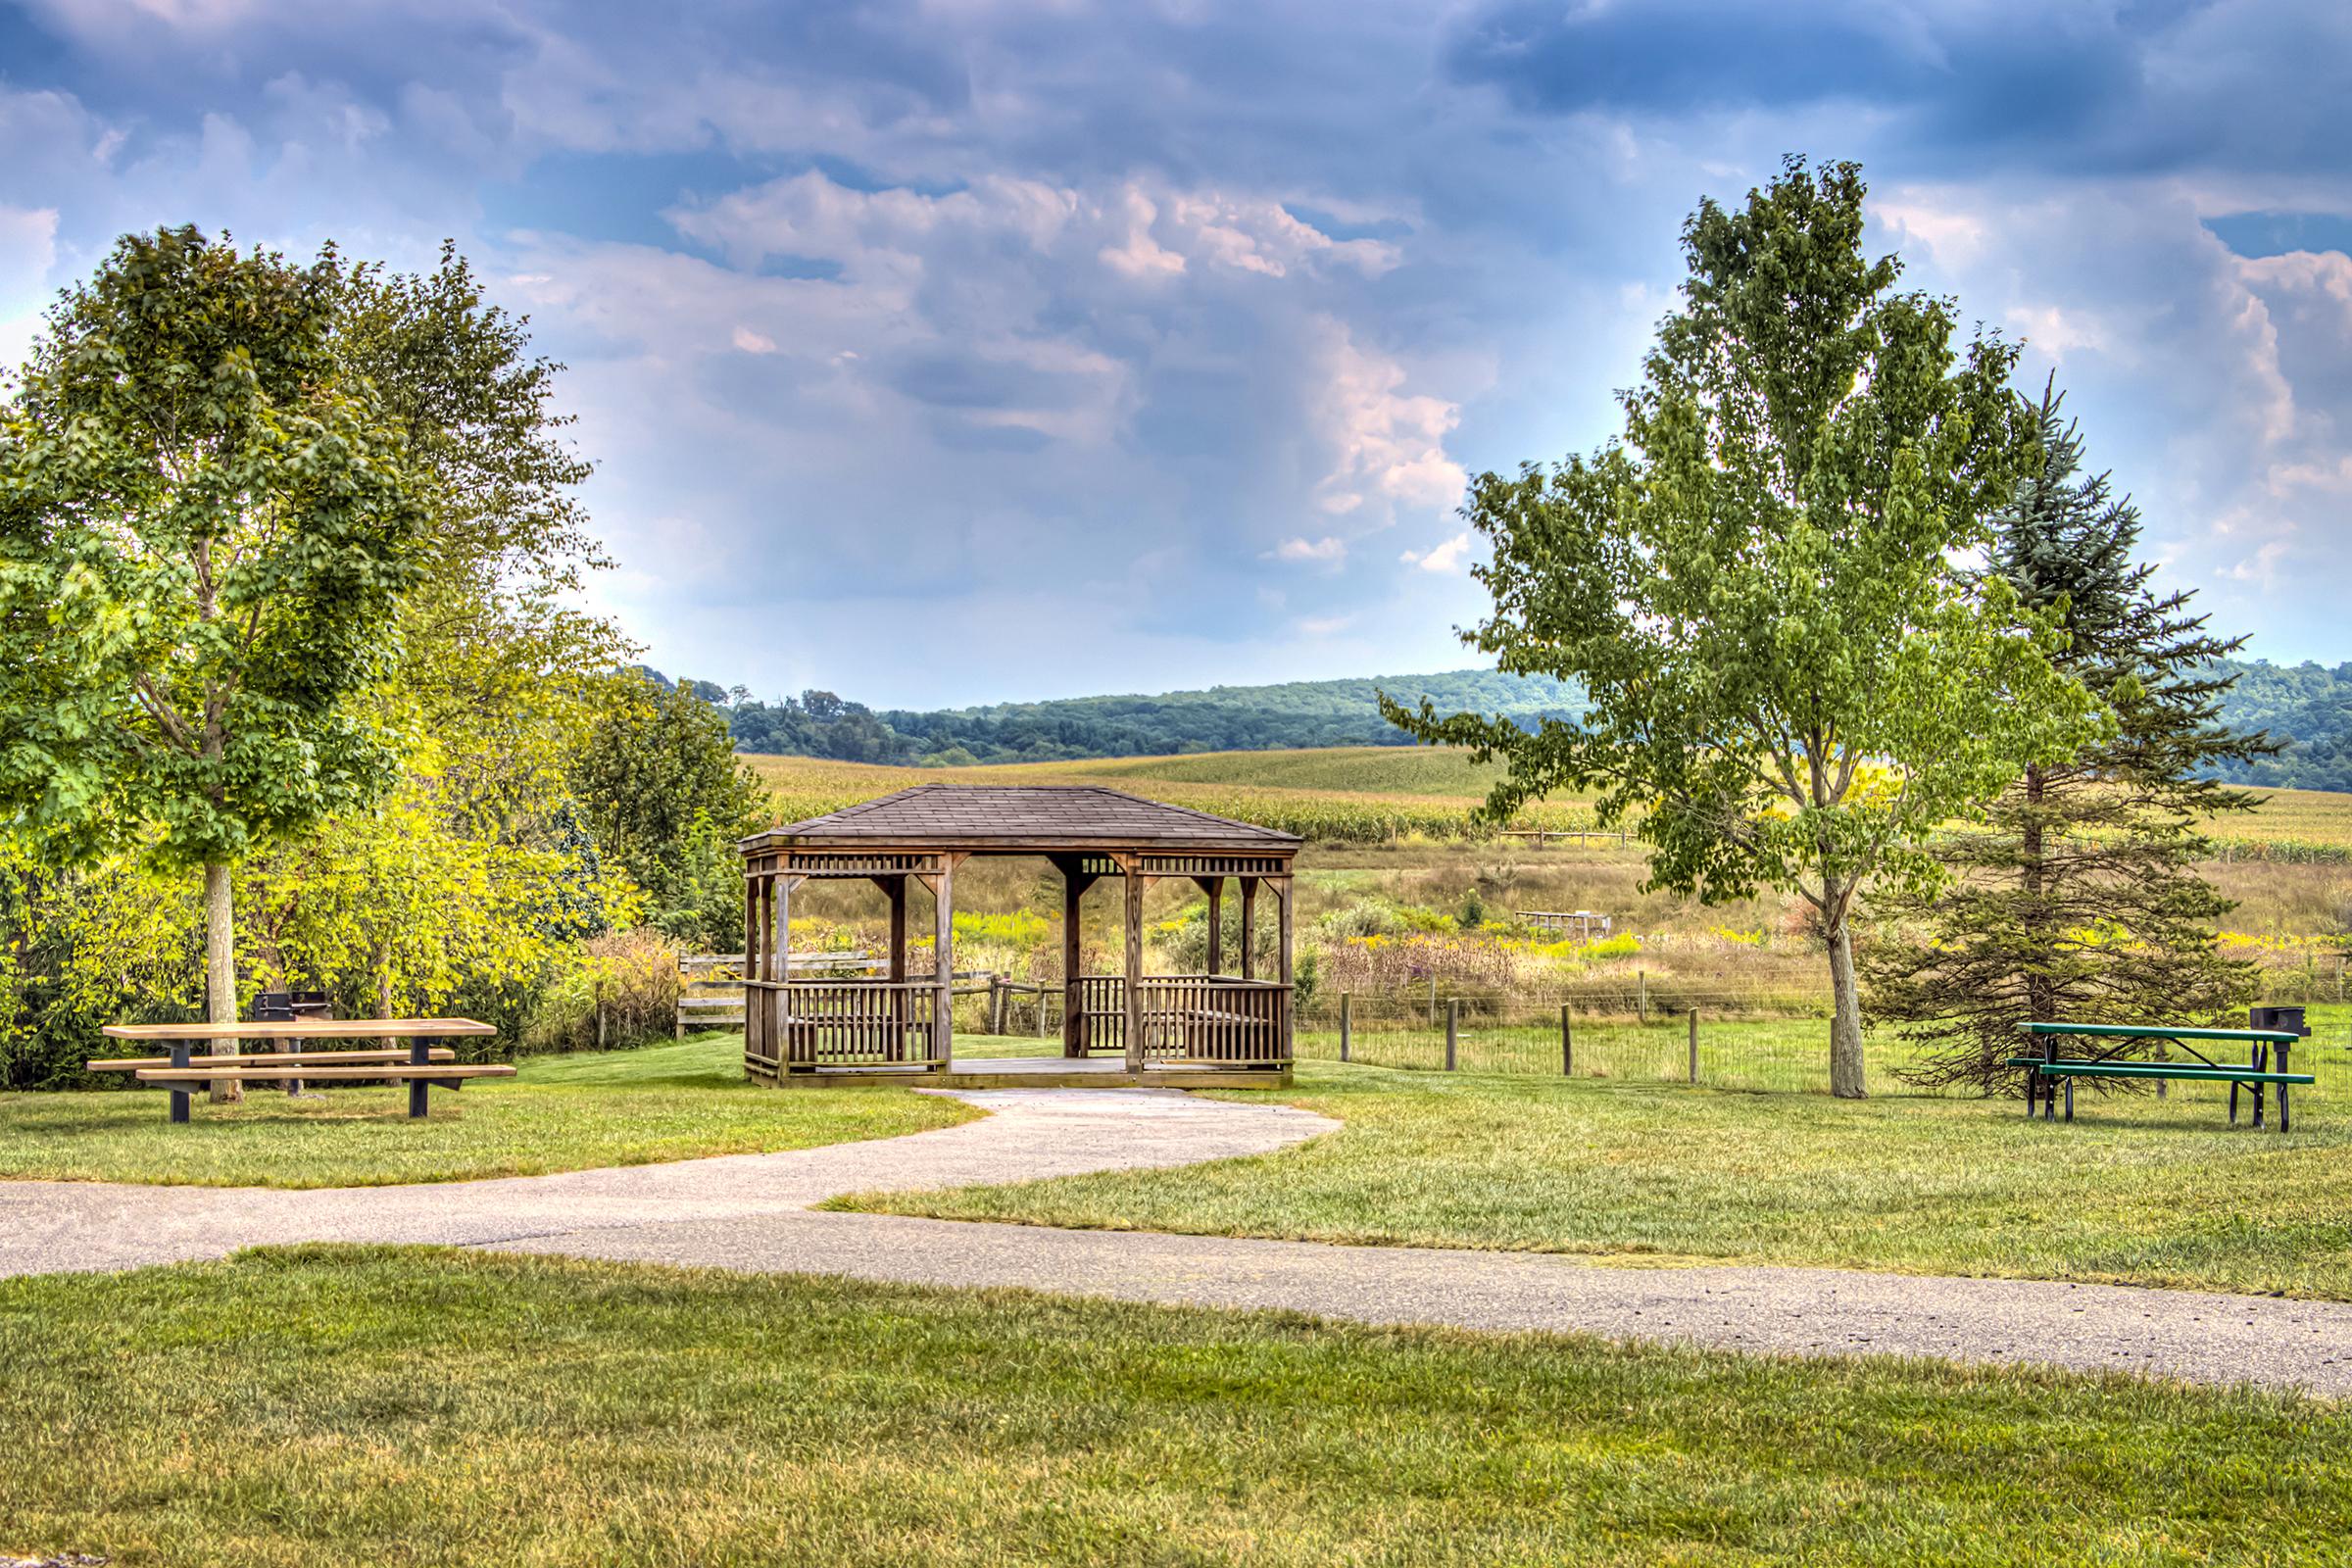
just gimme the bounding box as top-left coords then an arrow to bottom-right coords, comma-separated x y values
519,928 -> 684,1055
1386,157 -> 2102,1096
0,231 -> 651,1069
2203,659 -> 2352,790
0,225 -> 423,872
568,672 -> 768,952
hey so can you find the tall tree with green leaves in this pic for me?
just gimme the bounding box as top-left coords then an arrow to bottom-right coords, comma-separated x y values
0,226 -> 422,1095
567,673 -> 768,952
1386,158 -> 2101,1097
1864,379 -> 2270,1088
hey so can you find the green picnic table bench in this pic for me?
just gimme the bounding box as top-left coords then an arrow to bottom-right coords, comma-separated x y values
2005,1021 -> 2313,1133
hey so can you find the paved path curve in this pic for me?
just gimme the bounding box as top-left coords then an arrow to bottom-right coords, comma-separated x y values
7,1087 -> 2351,1397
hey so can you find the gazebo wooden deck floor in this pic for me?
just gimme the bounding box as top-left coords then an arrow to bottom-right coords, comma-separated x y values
763,1055 -> 1285,1091
740,785 -> 1301,1087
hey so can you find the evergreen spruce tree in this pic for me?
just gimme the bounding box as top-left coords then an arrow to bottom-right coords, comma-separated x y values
1864,378 -> 2273,1091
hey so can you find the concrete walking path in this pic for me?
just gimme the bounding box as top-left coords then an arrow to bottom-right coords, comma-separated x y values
6,1087 -> 2350,1396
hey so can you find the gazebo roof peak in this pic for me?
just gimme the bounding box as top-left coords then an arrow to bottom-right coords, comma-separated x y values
745,781 -> 1300,852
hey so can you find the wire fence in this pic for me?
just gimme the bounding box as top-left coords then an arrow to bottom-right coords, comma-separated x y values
1298,989 -> 2352,1103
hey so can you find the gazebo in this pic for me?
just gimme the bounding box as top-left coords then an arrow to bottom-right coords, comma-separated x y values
738,784 -> 1300,1088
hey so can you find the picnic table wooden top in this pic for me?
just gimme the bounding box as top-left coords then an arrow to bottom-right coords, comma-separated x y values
2020,1020 -> 2300,1045
101,1018 -> 496,1041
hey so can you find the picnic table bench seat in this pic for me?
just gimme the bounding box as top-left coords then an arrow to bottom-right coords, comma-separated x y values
88,1048 -> 459,1071
2013,1021 -> 2312,1132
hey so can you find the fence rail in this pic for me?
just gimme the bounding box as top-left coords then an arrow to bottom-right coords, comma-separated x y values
1300,990 -> 2352,1102
746,979 -> 940,1068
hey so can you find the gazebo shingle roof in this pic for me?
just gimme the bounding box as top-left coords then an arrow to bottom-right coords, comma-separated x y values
744,783 -> 1300,851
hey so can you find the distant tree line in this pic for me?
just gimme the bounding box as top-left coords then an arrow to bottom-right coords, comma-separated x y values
635,669 -> 1587,765
645,661 -> 2348,785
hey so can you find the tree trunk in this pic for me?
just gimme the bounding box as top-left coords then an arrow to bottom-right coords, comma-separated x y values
1827,919 -> 1866,1100
203,860 -> 242,1104
2018,763 -> 2049,1014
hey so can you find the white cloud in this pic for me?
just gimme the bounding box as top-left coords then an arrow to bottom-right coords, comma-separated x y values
1270,535 -> 1347,564
1310,318 -> 1466,524
731,324 -> 777,354
1098,187 -> 1186,279
1400,531 -> 1471,573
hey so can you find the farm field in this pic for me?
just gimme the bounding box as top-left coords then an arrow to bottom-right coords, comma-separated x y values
743,747 -> 2352,854
846,1056 -> 2352,1300
4,1246 -> 2349,1567
0,1034 -> 968,1188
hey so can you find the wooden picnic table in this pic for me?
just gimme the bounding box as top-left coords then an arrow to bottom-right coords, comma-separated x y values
2006,1021 -> 2313,1132
96,1018 -> 506,1123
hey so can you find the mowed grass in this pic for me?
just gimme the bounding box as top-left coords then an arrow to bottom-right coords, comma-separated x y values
846,1063 -> 2352,1299
4,1246 -> 2349,1567
0,1034 -> 972,1188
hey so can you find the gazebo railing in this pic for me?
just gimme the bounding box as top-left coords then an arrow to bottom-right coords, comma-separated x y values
1071,974 -> 1290,1065
747,979 -> 940,1070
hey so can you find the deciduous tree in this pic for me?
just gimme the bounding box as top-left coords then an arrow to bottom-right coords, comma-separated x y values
0,227 -> 422,1097
1387,158 -> 2100,1096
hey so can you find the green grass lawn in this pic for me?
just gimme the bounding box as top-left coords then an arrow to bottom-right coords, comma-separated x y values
843,1062 -> 2352,1298
2,1245 -> 2345,1567
0,1034 -> 974,1188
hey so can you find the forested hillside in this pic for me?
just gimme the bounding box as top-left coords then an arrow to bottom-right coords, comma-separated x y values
653,660 -> 2352,788
660,669 -> 1587,765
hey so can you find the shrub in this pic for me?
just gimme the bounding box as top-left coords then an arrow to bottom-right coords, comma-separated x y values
1318,900 -> 1405,941
520,929 -> 682,1054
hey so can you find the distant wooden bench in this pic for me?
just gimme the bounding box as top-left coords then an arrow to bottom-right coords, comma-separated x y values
2006,1021 -> 2314,1133
95,1019 -> 508,1123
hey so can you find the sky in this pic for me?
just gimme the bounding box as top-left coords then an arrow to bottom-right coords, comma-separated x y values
0,0 -> 2346,709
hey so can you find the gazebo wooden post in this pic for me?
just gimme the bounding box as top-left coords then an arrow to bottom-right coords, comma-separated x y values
883,874 -> 908,1059
1198,876 -> 1223,976
1274,874 -> 1295,1061
1122,857 -> 1146,1072
1238,876 -> 1258,981
772,873 -> 797,1069
743,871 -> 764,1067
1060,858 -> 1090,1058
933,858 -> 956,1068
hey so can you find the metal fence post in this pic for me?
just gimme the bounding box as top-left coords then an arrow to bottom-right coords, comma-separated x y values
1639,970 -> 1648,1024
1340,993 -> 1352,1062
1688,1007 -> 1698,1085
1445,999 -> 1458,1071
1561,1004 -> 1573,1077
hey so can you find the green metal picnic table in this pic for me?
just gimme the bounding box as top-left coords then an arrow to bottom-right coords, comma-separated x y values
2005,1021 -> 2313,1133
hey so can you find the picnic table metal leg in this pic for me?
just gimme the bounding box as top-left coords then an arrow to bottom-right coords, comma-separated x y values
2278,1042 -> 2291,1134
2063,1077 -> 2075,1122
2042,1039 -> 2058,1121
408,1038 -> 430,1119
2251,1042 -> 2267,1129
169,1039 -> 190,1124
